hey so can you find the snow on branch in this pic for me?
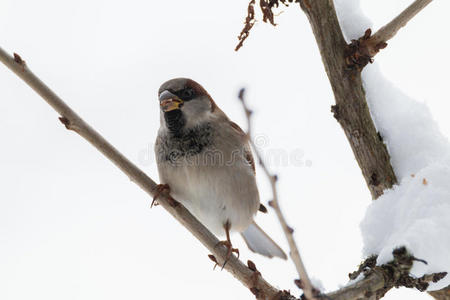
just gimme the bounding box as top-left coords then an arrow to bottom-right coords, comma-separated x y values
298,0 -> 450,298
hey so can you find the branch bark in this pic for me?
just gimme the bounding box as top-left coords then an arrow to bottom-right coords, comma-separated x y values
370,0 -> 432,54
298,0 -> 448,298
299,0 -> 397,199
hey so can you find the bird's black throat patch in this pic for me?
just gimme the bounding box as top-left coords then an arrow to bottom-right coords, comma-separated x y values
164,109 -> 186,134
157,122 -> 214,163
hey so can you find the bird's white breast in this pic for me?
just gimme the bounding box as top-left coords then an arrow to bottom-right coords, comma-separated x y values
155,124 -> 259,236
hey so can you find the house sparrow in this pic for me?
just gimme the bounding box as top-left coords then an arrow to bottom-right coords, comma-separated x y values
154,78 -> 287,261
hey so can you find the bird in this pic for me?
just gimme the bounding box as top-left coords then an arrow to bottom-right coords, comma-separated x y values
154,78 -> 287,262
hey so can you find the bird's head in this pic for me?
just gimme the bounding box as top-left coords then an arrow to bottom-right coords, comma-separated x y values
158,78 -> 218,133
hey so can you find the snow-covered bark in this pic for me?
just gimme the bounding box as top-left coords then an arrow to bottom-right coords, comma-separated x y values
335,0 -> 450,291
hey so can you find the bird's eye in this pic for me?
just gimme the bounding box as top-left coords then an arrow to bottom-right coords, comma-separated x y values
181,88 -> 195,100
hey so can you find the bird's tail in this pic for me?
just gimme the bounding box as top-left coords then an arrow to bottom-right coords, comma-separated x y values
241,222 -> 287,259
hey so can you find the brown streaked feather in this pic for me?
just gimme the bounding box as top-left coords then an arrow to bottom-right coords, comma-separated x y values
229,121 -> 255,174
245,150 -> 256,174
229,121 -> 246,136
208,97 -> 218,112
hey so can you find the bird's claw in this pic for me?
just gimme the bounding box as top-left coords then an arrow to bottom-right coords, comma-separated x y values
215,240 -> 239,269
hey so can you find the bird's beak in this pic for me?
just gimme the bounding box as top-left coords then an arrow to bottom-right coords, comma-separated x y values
161,98 -> 183,112
159,90 -> 183,112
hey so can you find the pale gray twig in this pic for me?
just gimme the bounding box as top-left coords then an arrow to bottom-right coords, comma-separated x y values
238,88 -> 317,300
369,0 -> 433,54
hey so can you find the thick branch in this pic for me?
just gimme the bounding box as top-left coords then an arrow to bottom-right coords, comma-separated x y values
299,0 -> 397,199
238,89 -> 317,300
0,47 -> 295,300
298,1 -> 450,299
330,248 -> 447,300
328,270 -> 386,300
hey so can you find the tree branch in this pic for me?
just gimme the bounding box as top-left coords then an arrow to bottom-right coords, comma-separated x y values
1,44 -> 447,300
329,247 -> 447,300
346,0 -> 433,69
298,0 -> 398,199
297,0 -> 450,298
238,89 -> 317,300
0,47 -> 297,300
371,0 -> 432,52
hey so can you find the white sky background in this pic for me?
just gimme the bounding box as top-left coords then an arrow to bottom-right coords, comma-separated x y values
0,1 -> 449,299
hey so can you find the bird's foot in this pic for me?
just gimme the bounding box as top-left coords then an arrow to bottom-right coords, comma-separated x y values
151,184 -> 179,208
215,240 -> 239,269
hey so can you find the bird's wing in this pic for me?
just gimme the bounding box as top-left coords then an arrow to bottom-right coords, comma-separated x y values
229,121 -> 255,174
229,121 -> 267,213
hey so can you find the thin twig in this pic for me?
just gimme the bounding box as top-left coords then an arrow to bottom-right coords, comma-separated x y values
238,88 -> 317,300
370,0 -> 433,50
0,47 -> 296,300
346,0 -> 433,68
